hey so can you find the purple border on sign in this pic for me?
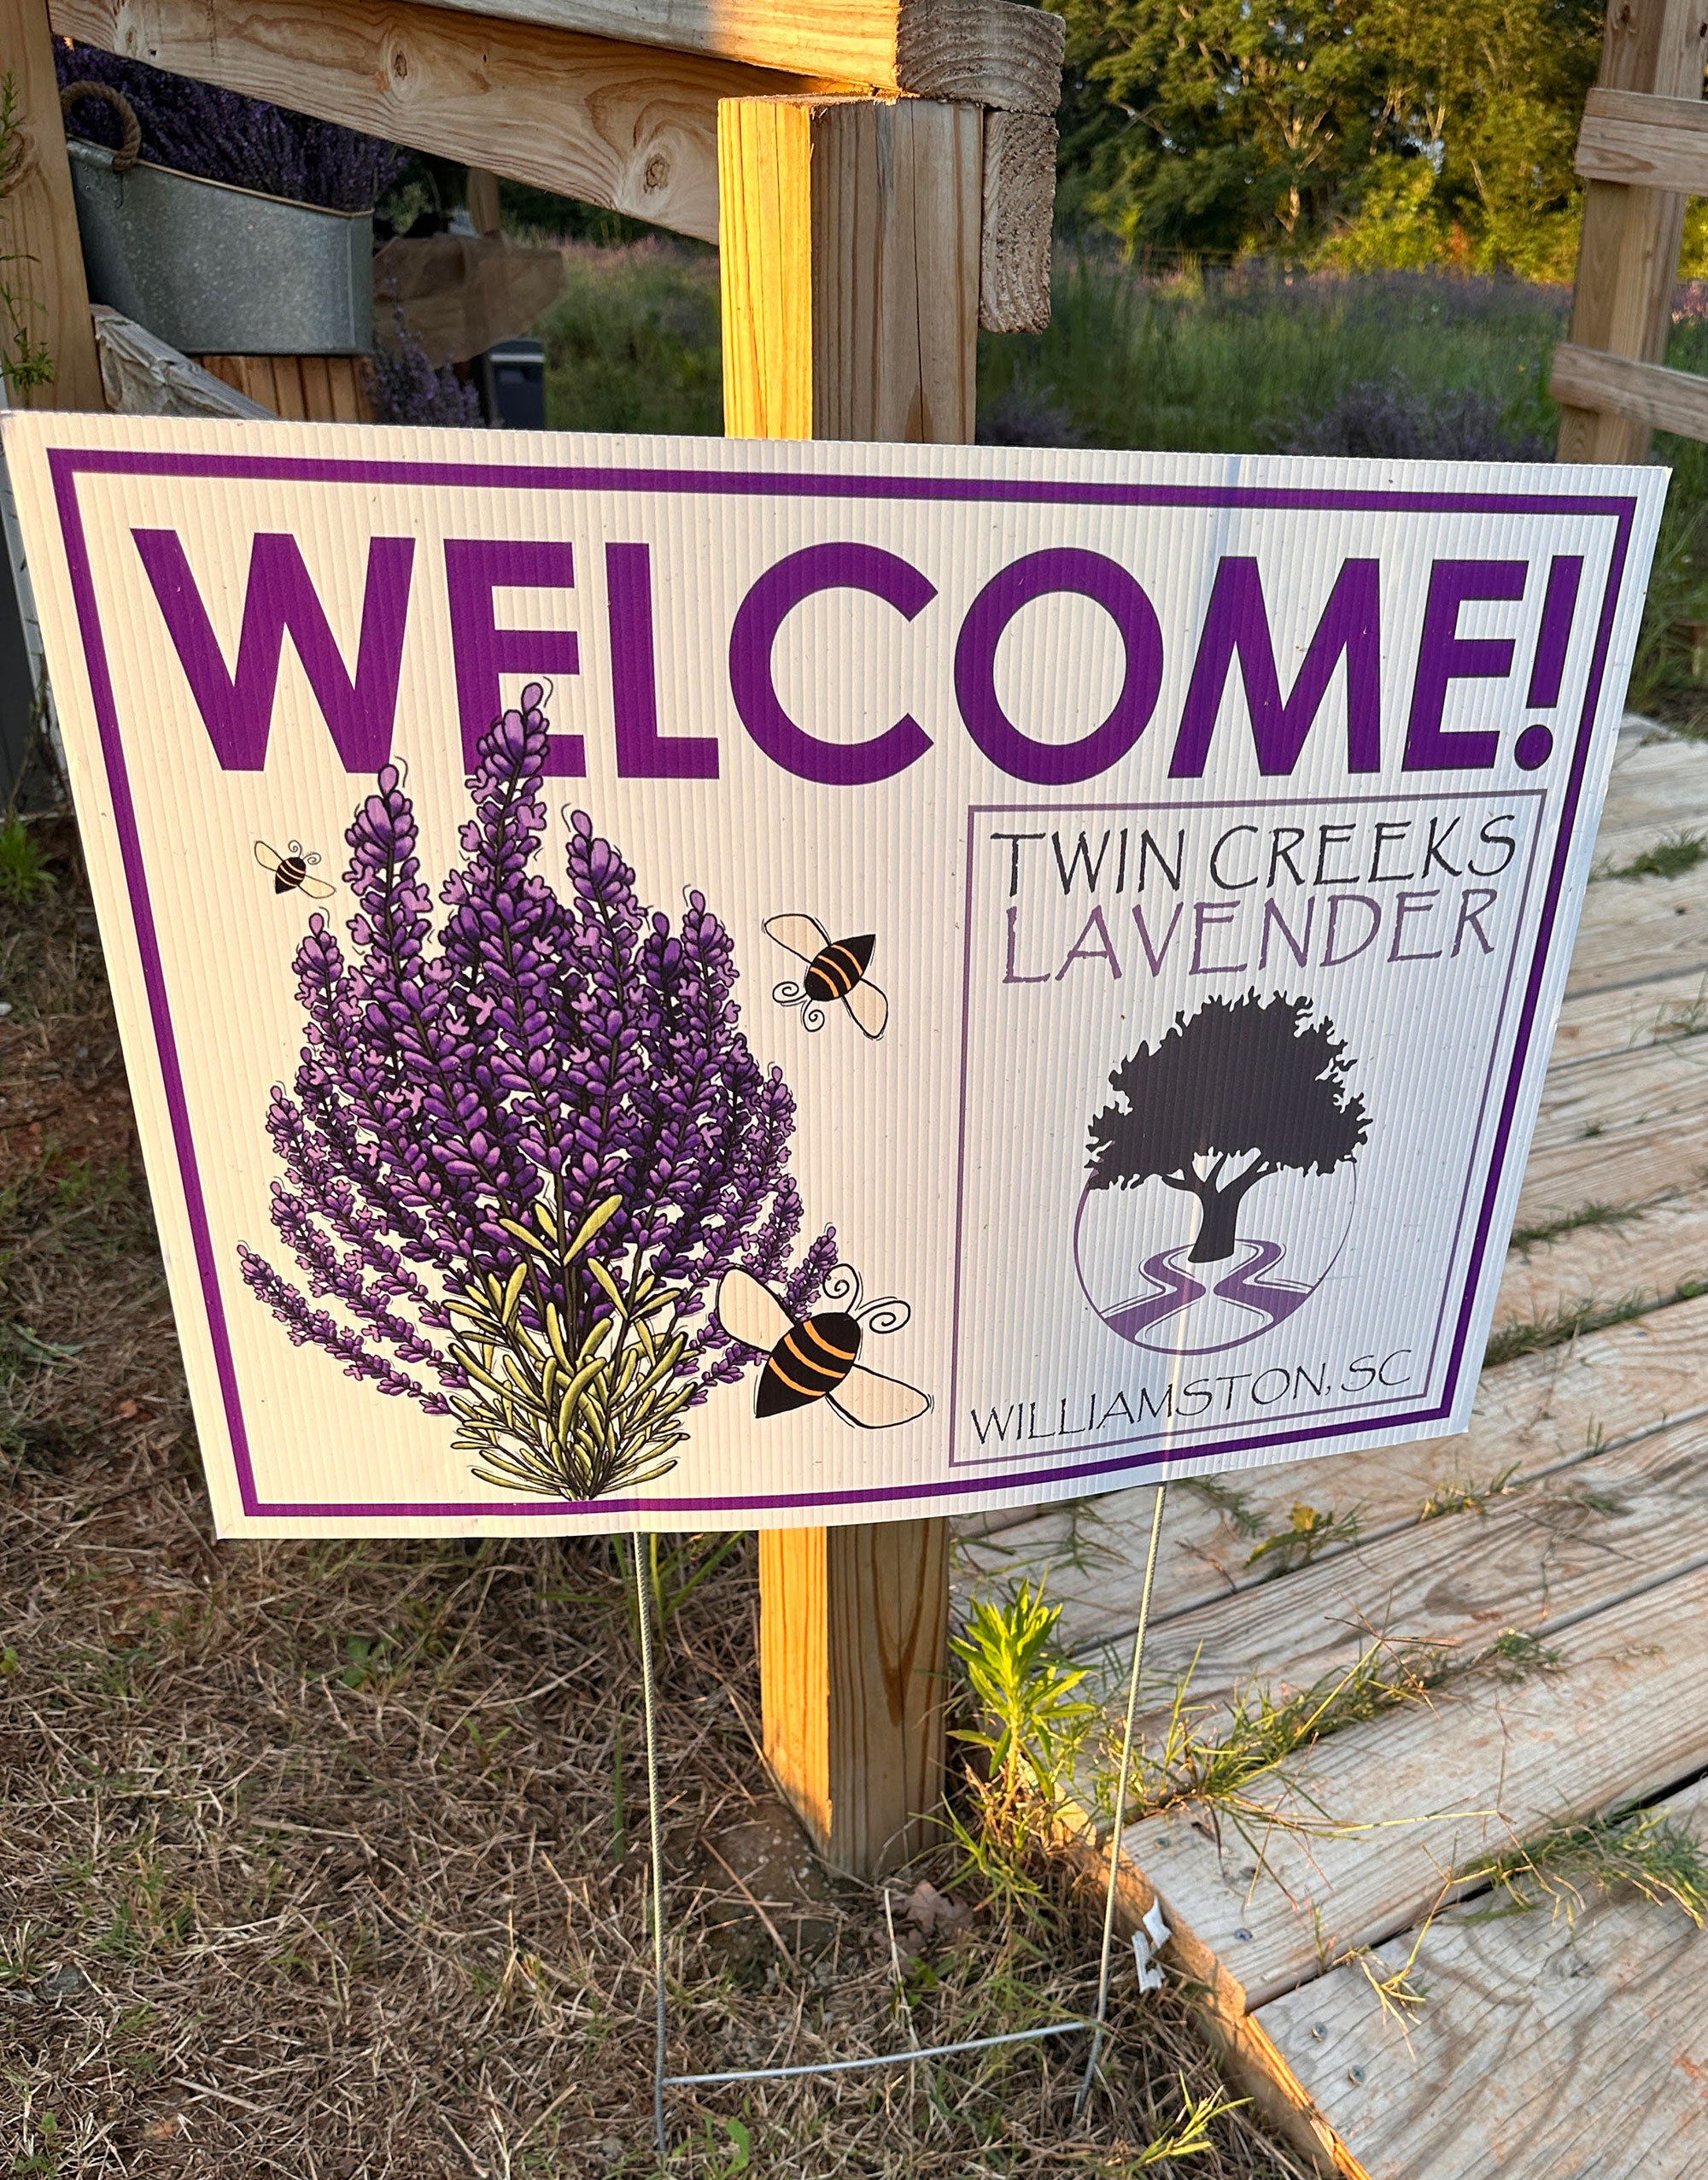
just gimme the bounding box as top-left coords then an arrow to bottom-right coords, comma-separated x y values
945,790 -> 1547,1468
45,448 -> 1635,1518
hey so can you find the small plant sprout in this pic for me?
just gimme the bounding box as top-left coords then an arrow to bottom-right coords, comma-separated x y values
1244,1501 -> 1361,1577
1180,1474 -> 1265,1538
1463,1805 -> 1708,1926
1418,1464 -> 1524,1521
950,1583 -> 1098,1818
1605,829 -> 1708,882
1131,2077 -> 1249,2167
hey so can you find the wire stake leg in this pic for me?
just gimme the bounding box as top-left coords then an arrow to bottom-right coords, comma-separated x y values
634,1532 -> 669,2159
1074,1480 -> 1168,2123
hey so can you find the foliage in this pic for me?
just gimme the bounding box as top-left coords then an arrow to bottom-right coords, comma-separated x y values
1243,1501 -> 1361,1576
445,1193 -> 699,1499
951,1583 -> 1099,1814
367,308 -> 485,429
1054,0 -> 1602,275
0,73 -> 55,394
56,43 -> 404,210
1270,367 -> 1550,460
540,242 -> 722,436
1462,1805 -> 1708,1926
0,816 -> 49,905
1606,830 -> 1708,883
1086,993 -> 1369,1263
239,686 -> 834,1496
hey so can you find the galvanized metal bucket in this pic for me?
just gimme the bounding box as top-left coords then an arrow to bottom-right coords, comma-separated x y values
66,140 -> 372,356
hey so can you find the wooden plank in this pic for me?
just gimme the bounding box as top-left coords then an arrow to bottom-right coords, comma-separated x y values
49,0 -> 824,248
1496,1185 -> 1708,1321
1576,83 -> 1708,195
0,0 -> 106,409
724,95 -> 979,1882
958,1288 -> 1708,1658
412,0 -> 1063,108
1114,1560 -> 1708,2013
89,305 -> 274,417
1565,864 -> 1708,999
1513,1112 -> 1708,1231
1556,0 -> 1705,464
1528,1035 -> 1708,1155
1256,1776 -> 1708,2179
1549,959 -> 1708,1065
1550,339 -> 1708,447
1080,1410 -> 1708,1732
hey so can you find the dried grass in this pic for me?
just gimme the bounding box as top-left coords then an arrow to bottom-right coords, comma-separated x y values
0,830 -> 1307,2178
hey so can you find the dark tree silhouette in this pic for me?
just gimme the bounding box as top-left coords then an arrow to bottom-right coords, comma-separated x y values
1086,992 -> 1370,1263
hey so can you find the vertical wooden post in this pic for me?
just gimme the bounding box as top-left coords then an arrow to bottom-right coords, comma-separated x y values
718,94 -> 980,1880
1557,0 -> 1706,463
0,0 -> 105,409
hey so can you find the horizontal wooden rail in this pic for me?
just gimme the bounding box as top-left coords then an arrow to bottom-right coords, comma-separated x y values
1576,85 -> 1708,195
54,0 -> 1058,329
1550,338 -> 1708,443
50,0 -> 815,243
391,0 -> 1064,108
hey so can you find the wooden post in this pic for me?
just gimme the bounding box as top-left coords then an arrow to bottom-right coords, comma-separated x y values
0,0 -> 105,409
1557,0 -> 1706,463
719,93 -> 979,1879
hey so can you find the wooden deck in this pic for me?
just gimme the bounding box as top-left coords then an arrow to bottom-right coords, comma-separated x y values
951,718 -> 1708,2179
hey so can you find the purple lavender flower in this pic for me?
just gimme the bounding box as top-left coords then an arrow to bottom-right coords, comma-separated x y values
241,687 -> 831,1497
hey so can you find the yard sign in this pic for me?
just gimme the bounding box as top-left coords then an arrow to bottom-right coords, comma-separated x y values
2,413 -> 1664,1536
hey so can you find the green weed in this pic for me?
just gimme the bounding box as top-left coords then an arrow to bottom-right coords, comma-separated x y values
1418,1464 -> 1524,1521
1462,1804 -> 1708,1925
1483,1283 -> 1705,1368
1509,1201 -> 1641,1254
0,815 -> 48,904
1606,830 -> 1708,882
1476,1628 -> 1564,1681
1180,1475 -> 1265,1538
951,1582 -> 1099,1815
1244,1502 -> 1361,1577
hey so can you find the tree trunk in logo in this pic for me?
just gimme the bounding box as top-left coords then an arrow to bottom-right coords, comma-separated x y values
1182,1160 -> 1274,1263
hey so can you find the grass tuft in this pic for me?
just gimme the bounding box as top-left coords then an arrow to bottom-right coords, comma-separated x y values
1463,1805 -> 1708,1926
1508,1201 -> 1644,1255
1418,1465 -> 1524,1521
0,814 -> 50,904
1181,1476 -> 1265,1538
1484,1280 -> 1708,1368
1243,1502 -> 1361,1578
1606,829 -> 1708,882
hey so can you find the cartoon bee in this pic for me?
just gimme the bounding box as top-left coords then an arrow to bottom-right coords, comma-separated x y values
254,839 -> 336,900
716,1263 -> 930,1429
765,915 -> 888,1040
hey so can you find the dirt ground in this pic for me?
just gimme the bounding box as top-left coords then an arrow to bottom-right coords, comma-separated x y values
0,812 -> 1306,2178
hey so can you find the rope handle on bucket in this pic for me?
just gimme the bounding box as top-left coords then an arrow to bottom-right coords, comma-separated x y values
60,82 -> 143,173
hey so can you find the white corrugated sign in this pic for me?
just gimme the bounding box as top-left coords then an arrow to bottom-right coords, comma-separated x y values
1,413 -> 1664,1535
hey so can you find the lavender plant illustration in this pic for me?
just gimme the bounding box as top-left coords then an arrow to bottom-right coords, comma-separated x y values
239,685 -> 834,1500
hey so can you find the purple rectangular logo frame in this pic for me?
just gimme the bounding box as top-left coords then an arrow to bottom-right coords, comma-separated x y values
946,789 -> 1547,1472
44,445 -> 1635,1520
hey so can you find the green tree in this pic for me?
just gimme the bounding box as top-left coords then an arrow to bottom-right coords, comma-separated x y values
1054,0 -> 1604,274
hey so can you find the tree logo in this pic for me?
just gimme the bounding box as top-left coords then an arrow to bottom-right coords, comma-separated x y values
1073,992 -> 1370,1356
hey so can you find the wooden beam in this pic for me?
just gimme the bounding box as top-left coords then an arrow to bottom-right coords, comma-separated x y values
50,0 -> 830,247
980,108 -> 1054,333
0,0 -> 105,409
1550,337 -> 1708,444
722,93 -> 978,1881
1557,0 -> 1707,463
1577,85 -> 1708,195
419,0 -> 1063,109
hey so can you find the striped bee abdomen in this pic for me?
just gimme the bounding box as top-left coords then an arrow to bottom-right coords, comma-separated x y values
803,934 -> 875,1005
755,1310 -> 863,1417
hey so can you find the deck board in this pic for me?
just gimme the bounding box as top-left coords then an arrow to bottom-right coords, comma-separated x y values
1255,1779 -> 1708,2180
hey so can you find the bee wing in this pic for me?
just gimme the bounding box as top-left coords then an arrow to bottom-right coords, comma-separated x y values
763,913 -> 831,967
253,840 -> 285,874
716,1269 -> 794,1353
841,977 -> 888,1040
828,1365 -> 932,1430
299,873 -> 338,900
